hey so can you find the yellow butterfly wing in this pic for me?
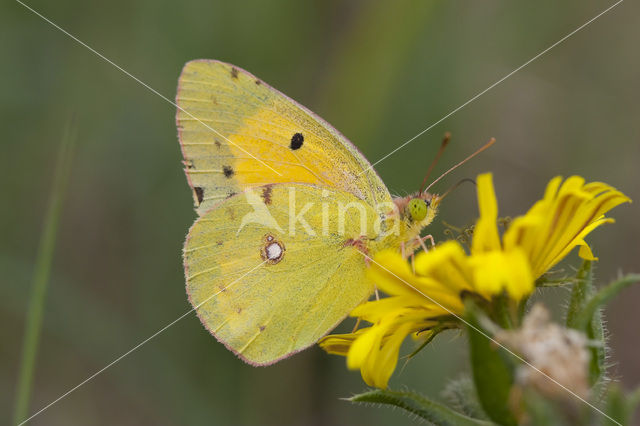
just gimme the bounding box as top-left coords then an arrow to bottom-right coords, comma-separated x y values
176,59 -> 391,215
184,184 -> 378,365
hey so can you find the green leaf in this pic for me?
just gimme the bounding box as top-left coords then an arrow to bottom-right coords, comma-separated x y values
574,274 -> 640,331
348,389 -> 495,426
466,303 -> 517,426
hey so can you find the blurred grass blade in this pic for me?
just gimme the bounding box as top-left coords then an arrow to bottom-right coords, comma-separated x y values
348,389 -> 495,426
13,121 -> 77,424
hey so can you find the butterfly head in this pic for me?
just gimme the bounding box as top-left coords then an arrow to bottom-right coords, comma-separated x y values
394,192 -> 440,228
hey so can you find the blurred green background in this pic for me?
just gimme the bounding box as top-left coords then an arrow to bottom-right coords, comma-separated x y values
2,0 -> 639,424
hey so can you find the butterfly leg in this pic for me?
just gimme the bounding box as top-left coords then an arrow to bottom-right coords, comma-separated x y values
417,234 -> 436,252
425,234 -> 436,248
416,236 -> 429,254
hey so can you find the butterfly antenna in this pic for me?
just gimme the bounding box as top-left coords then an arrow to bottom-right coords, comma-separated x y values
424,137 -> 495,195
436,178 -> 476,205
419,132 -> 451,194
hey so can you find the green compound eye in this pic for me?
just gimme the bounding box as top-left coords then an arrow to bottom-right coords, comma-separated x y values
408,198 -> 428,221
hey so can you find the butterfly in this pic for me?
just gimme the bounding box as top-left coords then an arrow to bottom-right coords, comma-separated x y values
177,60 -> 443,365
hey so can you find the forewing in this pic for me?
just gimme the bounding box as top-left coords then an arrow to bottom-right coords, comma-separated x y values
176,60 -> 392,215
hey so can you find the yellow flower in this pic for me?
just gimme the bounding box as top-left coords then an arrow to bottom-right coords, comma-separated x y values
319,174 -> 630,389
319,241 -> 533,388
501,175 -> 631,278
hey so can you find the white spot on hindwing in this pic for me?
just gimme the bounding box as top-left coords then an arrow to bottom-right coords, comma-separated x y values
266,242 -> 282,260
260,234 -> 285,264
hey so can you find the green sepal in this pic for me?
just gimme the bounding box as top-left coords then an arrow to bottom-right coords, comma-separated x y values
348,389 -> 495,426
406,320 -> 456,360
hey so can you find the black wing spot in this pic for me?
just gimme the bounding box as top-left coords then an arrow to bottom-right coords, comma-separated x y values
194,187 -> 204,204
230,67 -> 239,79
223,165 -> 234,178
290,133 -> 304,150
259,325 -> 266,332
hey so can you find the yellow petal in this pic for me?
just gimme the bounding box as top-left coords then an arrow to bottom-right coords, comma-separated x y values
318,331 -> 363,356
471,249 -> 533,300
367,250 -> 418,297
541,217 -> 613,272
503,249 -> 535,300
577,240 -> 598,261
542,176 -> 563,201
372,322 -> 413,388
414,241 -> 475,298
472,173 -> 502,253
351,296 -> 446,322
558,176 -> 587,197
503,213 -> 543,256
347,326 -> 380,370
